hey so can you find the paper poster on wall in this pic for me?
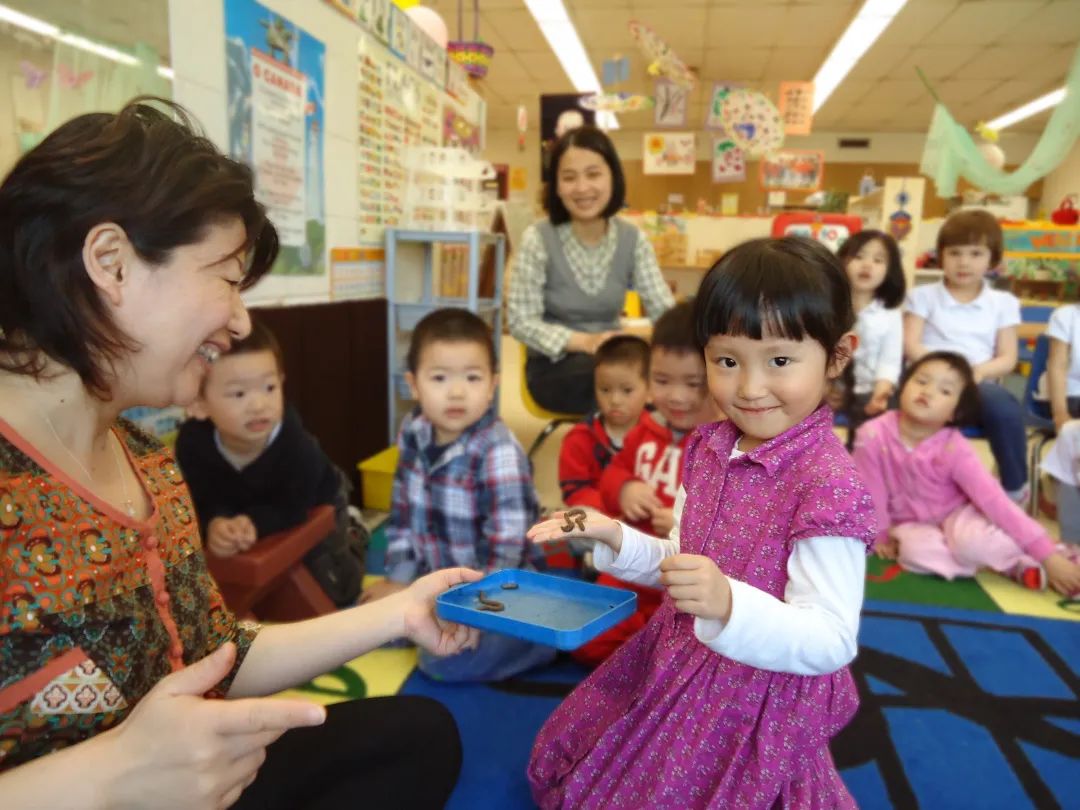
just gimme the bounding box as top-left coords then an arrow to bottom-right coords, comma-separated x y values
419,32 -> 446,86
445,59 -> 469,104
225,0 -> 326,275
705,81 -> 741,130
720,193 -> 739,216
653,79 -> 688,128
360,0 -> 391,42
643,132 -> 696,175
760,149 -> 824,191
711,138 -> 745,183
778,81 -> 814,136
444,106 -> 482,152
388,4 -> 409,58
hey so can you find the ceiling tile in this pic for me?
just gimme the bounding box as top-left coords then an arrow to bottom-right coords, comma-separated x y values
999,0 -> 1080,45
922,1 -> 1043,45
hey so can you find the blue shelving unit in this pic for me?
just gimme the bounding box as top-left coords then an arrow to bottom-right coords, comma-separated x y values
384,229 -> 506,441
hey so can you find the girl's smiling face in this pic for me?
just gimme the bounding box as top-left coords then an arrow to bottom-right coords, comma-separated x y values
704,324 -> 853,451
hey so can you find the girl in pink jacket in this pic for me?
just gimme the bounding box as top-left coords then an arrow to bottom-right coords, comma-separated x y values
853,351 -> 1080,596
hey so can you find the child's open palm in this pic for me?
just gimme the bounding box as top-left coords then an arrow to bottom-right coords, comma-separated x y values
659,554 -> 732,622
527,509 -> 623,555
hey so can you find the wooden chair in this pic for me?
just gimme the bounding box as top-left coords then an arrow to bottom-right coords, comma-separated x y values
206,505 -> 337,622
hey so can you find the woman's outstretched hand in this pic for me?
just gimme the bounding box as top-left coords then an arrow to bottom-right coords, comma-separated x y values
400,567 -> 483,657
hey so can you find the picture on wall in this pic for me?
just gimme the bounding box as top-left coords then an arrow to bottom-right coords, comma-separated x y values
643,132 -> 696,175
711,138 -> 745,183
759,149 -> 825,191
778,81 -> 815,136
705,81 -> 741,130
653,79 -> 688,127
225,0 -> 326,276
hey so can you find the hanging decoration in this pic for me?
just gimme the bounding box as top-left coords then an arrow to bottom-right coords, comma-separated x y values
712,138 -> 745,183
777,81 -> 815,136
654,79 -> 688,127
579,92 -> 652,113
705,82 -> 740,130
405,5 -> 448,48
517,103 -> 527,150
889,186 -> 913,241
628,20 -> 696,90
447,0 -> 493,78
18,61 -> 48,90
919,45 -> 1080,197
602,56 -> 630,86
57,64 -> 94,90
720,89 -> 784,157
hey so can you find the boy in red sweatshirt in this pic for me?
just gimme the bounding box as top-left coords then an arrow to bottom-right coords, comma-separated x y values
575,301 -> 719,665
559,335 -> 651,511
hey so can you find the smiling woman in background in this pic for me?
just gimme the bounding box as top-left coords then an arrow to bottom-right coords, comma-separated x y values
508,126 -> 674,414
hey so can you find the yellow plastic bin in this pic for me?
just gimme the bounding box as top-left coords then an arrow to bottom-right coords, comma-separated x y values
357,446 -> 399,511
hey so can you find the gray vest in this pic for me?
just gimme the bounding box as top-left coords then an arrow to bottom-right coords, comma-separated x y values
537,218 -> 638,337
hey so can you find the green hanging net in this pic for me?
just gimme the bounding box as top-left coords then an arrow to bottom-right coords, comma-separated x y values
920,44 -> 1080,197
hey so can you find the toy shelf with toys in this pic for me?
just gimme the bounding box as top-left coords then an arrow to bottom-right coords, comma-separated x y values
1001,220 -> 1080,303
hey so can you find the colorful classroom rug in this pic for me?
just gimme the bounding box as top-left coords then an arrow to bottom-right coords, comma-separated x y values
288,527 -> 1078,806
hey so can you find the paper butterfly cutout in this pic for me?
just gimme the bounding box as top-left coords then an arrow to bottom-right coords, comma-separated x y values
58,64 -> 94,90
19,61 -> 48,90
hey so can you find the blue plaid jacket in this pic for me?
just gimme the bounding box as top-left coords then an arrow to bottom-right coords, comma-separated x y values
385,407 -> 540,583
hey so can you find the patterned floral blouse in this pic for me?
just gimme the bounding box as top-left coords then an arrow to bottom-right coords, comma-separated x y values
0,417 -> 259,772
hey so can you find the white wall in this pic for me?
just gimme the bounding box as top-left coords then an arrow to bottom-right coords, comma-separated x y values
169,0 -> 359,306
1039,137 -> 1080,218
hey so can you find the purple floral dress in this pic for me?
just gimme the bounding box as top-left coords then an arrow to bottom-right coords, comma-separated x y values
528,406 -> 876,808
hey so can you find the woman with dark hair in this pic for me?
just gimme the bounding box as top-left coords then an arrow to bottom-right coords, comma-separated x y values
0,98 -> 477,808
508,125 -> 674,414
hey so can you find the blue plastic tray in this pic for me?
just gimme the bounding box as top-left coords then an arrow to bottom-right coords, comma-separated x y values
436,569 -> 637,650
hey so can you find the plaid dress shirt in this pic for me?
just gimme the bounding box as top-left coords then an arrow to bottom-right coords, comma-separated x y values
507,219 -> 675,359
384,408 -> 539,582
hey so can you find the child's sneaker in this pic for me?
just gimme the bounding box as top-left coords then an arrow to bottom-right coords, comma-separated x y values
1011,562 -> 1047,591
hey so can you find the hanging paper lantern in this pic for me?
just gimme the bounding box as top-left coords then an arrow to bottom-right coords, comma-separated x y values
406,6 -> 448,49
448,41 -> 494,78
517,103 -> 528,150
448,0 -> 493,78
977,141 -> 1006,170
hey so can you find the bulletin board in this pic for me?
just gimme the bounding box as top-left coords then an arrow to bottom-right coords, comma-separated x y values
322,0 -> 486,299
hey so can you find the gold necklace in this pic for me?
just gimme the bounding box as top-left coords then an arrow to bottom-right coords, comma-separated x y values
41,411 -> 136,517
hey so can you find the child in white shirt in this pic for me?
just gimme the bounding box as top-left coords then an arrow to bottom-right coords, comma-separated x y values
1045,302 -> 1080,431
837,229 -> 905,435
904,209 -> 1028,502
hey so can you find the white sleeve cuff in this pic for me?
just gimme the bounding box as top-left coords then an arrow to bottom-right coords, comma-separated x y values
693,536 -> 866,676
592,523 -> 676,587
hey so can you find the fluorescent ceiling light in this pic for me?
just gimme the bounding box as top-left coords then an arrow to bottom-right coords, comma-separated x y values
523,0 -> 619,130
812,0 -> 908,113
0,2 -> 172,78
986,87 -> 1066,130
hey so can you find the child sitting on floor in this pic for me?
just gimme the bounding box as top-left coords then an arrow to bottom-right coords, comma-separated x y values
363,308 -> 556,681
904,209 -> 1028,502
1042,420 -> 1080,546
175,318 -> 365,607
853,351 -> 1080,597
836,229 -> 906,436
574,302 -> 717,666
558,335 -> 651,511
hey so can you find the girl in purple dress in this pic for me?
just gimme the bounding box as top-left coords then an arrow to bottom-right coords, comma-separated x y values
527,237 -> 878,809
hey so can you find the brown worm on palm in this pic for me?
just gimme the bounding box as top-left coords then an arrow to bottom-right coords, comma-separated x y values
560,508 -> 588,533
